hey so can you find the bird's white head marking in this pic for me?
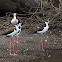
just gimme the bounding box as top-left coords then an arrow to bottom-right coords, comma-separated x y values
13,13 -> 16,16
45,20 -> 49,24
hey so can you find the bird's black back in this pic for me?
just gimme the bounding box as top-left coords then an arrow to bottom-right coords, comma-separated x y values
2,29 -> 14,35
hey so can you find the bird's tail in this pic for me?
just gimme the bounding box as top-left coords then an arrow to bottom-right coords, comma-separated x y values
6,35 -> 10,37
0,33 -> 10,37
37,31 -> 42,34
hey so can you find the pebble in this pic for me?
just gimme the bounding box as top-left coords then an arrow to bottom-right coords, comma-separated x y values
47,36 -> 49,38
50,31 -> 52,34
60,34 -> 62,36
45,40 -> 47,43
48,55 -> 51,58
59,31 -> 61,33
24,41 -> 26,42
30,37 -> 33,39
2,59 -> 3,60
37,26 -> 40,28
54,42 -> 57,45
7,49 -> 9,51
26,49 -> 29,51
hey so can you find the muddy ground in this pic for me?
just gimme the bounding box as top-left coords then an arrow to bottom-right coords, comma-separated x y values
0,7 -> 62,62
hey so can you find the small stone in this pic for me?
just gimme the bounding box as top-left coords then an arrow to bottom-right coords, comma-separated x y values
37,26 -> 40,28
59,31 -> 61,32
47,36 -> 48,38
60,34 -> 62,36
2,59 -> 3,60
24,50 -> 26,52
24,41 -> 25,42
48,55 -> 51,58
45,40 -> 47,43
7,49 -> 9,51
26,49 -> 29,51
54,42 -> 57,45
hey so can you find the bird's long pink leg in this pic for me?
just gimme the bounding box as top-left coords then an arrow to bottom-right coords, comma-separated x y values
41,35 -> 44,51
14,37 -> 19,43
11,37 -> 16,55
13,45 -> 17,55
15,41 -> 18,54
12,37 -> 15,55
12,37 -> 13,44
14,39 -> 17,55
16,36 -> 19,43
10,38 -> 13,55
14,37 -> 16,43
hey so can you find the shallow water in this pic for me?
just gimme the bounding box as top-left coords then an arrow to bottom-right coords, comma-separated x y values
30,49 -> 62,62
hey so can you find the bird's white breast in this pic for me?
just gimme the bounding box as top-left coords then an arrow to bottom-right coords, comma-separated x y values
7,30 -> 19,37
11,19 -> 18,25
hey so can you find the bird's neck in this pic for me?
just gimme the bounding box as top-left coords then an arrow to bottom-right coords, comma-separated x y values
46,23 -> 49,27
14,16 -> 16,19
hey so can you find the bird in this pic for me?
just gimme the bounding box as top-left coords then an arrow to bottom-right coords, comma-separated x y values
11,13 -> 21,43
14,22 -> 22,44
11,13 -> 19,25
37,20 -> 49,51
2,22 -> 22,55
14,23 -> 22,54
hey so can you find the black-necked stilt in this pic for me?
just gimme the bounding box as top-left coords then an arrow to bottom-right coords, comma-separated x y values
11,13 -> 19,25
14,23 -> 22,54
37,20 -> 49,51
2,22 -> 21,55
14,23 -> 22,43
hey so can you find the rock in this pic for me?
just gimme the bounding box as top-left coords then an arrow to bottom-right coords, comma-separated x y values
47,36 -> 49,38
59,31 -> 61,32
48,55 -> 51,58
60,34 -> 62,36
54,42 -> 57,45
2,59 -> 3,60
45,40 -> 47,43
26,49 -> 29,51
7,49 -> 9,51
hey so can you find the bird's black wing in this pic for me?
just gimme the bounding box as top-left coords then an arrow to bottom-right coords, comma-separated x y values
2,29 -> 14,35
